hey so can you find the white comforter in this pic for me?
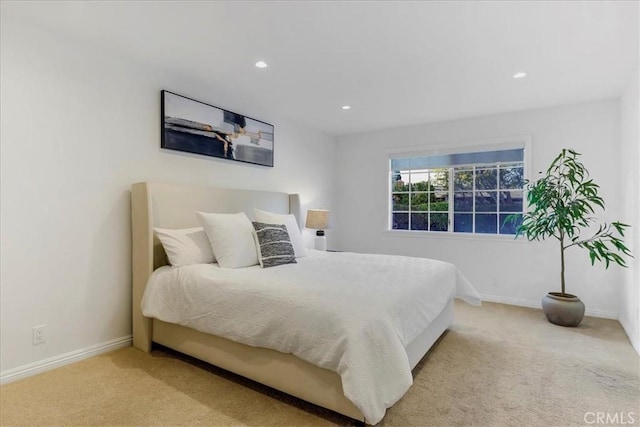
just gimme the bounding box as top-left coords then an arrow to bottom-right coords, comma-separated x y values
141,250 -> 481,424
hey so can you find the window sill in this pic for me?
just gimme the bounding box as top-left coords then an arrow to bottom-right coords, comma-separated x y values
382,229 -> 531,243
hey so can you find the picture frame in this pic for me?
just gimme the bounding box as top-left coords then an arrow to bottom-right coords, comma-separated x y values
161,90 -> 274,167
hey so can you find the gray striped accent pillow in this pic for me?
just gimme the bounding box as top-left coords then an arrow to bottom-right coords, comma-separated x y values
252,222 -> 297,268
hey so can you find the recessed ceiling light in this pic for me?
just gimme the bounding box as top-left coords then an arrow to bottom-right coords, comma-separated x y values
342,105 -> 351,110
513,72 -> 527,79
255,61 -> 268,68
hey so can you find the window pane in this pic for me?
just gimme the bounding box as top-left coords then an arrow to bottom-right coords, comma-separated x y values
475,214 -> 498,234
410,170 -> 430,191
499,190 -> 523,212
454,213 -> 472,232
411,213 -> 428,230
392,193 -> 410,211
500,213 -> 522,235
454,192 -> 473,211
393,148 -> 523,169
391,174 -> 410,192
392,213 -> 409,230
499,166 -> 524,189
410,193 -> 429,211
430,169 -> 449,191
391,158 -> 411,170
454,168 -> 473,190
430,213 -> 448,231
431,193 -> 449,211
475,168 -> 497,190
475,191 -> 497,212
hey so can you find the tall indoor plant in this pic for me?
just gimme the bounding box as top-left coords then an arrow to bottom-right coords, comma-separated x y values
508,149 -> 632,327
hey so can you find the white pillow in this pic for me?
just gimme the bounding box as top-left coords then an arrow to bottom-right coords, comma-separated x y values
154,227 -> 215,267
253,208 -> 307,258
196,212 -> 259,268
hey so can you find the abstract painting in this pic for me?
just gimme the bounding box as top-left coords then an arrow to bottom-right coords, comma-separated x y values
161,90 -> 274,167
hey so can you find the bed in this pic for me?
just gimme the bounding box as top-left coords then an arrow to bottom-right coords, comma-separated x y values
131,181 -> 480,424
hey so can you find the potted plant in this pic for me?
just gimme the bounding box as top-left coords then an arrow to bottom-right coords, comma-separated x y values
507,149 -> 632,327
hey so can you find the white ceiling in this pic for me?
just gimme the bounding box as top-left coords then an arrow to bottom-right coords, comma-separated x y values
2,1 -> 638,136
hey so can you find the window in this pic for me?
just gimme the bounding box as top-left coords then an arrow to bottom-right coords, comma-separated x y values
390,145 -> 525,235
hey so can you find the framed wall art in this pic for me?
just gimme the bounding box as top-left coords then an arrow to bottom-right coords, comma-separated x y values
161,90 -> 274,167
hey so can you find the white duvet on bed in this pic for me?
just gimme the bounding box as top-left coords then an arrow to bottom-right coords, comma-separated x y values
141,250 -> 481,424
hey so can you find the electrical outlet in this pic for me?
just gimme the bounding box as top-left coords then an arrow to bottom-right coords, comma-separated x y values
32,325 -> 46,345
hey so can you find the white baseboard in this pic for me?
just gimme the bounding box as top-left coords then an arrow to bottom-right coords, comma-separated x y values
0,335 -> 132,385
480,294 -> 618,320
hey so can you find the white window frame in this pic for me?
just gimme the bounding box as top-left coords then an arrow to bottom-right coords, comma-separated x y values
386,135 -> 532,238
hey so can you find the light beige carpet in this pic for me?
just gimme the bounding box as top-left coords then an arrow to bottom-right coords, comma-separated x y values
1,301 -> 638,426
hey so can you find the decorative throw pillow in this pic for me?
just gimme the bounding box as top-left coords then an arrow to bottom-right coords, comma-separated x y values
154,227 -> 215,267
196,211 -> 259,268
253,208 -> 308,258
252,222 -> 297,268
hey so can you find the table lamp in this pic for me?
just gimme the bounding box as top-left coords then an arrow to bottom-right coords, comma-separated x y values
305,209 -> 331,251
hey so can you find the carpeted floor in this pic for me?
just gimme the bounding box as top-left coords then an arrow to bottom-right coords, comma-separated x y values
1,301 -> 638,426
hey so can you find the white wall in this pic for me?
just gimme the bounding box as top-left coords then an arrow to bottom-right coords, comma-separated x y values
0,20 -> 337,374
335,99 -> 624,318
619,65 -> 640,354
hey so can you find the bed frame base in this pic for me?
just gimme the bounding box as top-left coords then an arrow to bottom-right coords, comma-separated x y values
150,299 -> 453,422
153,319 -> 364,421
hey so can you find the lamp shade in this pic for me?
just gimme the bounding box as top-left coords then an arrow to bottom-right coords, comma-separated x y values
305,209 -> 330,230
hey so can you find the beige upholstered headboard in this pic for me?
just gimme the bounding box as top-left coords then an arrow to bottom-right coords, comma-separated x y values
131,182 -> 301,351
